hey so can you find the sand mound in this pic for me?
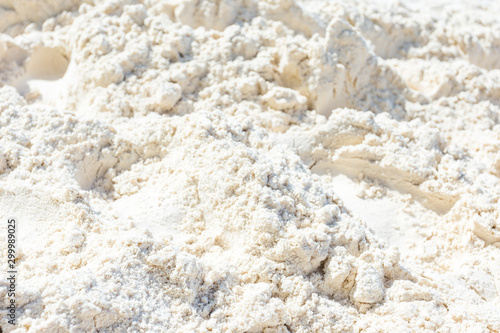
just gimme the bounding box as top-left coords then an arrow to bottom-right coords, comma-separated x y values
1,0 -> 500,331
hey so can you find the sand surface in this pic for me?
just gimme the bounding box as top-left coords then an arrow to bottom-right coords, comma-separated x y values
1,0 -> 500,331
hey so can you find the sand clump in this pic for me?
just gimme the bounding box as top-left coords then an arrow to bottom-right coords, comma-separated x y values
1,0 -> 500,332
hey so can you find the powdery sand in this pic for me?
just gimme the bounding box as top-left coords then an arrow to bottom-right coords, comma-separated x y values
1,0 -> 500,331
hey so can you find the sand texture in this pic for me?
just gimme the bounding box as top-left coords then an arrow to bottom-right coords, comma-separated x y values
1,0 -> 500,332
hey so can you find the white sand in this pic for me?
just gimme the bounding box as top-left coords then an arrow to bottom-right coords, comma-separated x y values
1,0 -> 500,331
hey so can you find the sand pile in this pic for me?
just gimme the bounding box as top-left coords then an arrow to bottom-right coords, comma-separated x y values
1,0 -> 500,331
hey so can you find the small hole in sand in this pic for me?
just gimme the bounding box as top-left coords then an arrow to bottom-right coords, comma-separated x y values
26,47 -> 70,81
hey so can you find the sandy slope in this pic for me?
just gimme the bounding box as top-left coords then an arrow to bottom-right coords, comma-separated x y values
1,0 -> 500,331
